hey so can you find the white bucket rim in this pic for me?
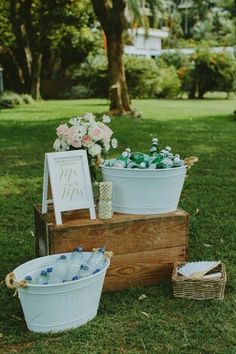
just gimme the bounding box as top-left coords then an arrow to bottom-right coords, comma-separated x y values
13,252 -> 110,288
101,160 -> 187,172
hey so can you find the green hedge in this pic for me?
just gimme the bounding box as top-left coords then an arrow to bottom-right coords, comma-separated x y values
71,50 -> 236,100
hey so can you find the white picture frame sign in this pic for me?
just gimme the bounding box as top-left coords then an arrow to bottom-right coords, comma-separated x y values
42,150 -> 96,225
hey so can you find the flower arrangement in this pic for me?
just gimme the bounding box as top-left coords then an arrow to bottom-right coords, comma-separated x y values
53,112 -> 118,181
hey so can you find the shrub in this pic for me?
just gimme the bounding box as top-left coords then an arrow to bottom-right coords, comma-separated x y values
155,63 -> 182,98
21,94 -> 34,104
158,52 -> 186,70
0,91 -> 34,108
73,54 -> 108,98
125,56 -> 181,99
177,50 -> 236,98
125,56 -> 161,98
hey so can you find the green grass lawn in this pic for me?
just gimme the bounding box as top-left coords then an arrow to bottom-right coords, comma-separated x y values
0,98 -> 236,354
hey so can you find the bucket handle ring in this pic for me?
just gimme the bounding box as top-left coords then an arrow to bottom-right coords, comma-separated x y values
184,156 -> 199,169
5,272 -> 28,290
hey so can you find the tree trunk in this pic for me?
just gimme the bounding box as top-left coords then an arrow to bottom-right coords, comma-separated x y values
91,0 -> 134,115
30,53 -> 42,100
188,78 -> 196,99
106,34 -> 132,115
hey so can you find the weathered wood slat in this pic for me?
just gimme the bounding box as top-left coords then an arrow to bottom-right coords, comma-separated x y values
34,204 -> 189,291
104,246 -> 187,291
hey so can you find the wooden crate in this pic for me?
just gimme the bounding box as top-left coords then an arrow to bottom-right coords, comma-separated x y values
34,205 -> 189,291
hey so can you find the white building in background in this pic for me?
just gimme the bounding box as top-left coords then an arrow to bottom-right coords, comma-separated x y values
124,27 -> 169,57
124,27 -> 234,58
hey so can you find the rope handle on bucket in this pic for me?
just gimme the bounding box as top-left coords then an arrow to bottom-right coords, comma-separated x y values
184,156 -> 199,169
92,249 -> 114,260
5,272 -> 28,290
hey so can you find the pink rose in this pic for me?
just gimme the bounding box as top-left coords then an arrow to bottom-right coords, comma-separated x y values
71,139 -> 82,148
56,124 -> 69,138
82,135 -> 93,147
98,122 -> 113,141
65,126 -> 81,148
88,126 -> 104,142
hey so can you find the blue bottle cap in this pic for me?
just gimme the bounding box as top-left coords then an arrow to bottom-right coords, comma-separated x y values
74,247 -> 83,253
93,269 -> 100,274
60,255 -> 66,260
41,270 -> 47,276
72,275 -> 80,281
47,267 -> 53,273
98,247 -> 105,253
25,275 -> 32,281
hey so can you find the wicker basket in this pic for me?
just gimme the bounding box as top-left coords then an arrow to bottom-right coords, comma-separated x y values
172,262 -> 227,300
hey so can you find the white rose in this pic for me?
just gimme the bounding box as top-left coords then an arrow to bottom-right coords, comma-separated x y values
102,114 -> 111,123
111,137 -> 118,149
53,138 -> 61,151
69,117 -> 79,126
84,112 -> 96,124
88,143 -> 102,157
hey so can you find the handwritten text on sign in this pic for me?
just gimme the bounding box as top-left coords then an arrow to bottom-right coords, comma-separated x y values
55,157 -> 86,204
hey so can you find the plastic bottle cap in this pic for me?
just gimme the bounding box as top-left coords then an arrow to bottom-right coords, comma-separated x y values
60,255 -> 67,260
47,267 -> 53,273
98,247 -> 105,253
25,275 -> 32,281
72,276 -> 80,281
74,247 -> 83,253
41,270 -> 47,276
152,138 -> 158,142
93,269 -> 100,274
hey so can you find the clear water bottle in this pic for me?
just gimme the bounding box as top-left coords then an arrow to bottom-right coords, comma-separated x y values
127,161 -> 139,168
92,258 -> 107,274
79,260 -> 105,278
173,155 -> 184,167
149,138 -> 159,157
78,265 -> 91,278
159,149 -> 169,159
103,160 -> 113,167
161,157 -> 174,168
139,162 -> 147,169
79,248 -> 106,277
48,255 -> 67,284
86,247 -> 105,268
112,149 -> 131,168
165,146 -> 174,160
65,247 -> 84,281
24,275 -> 33,284
38,270 -> 48,285
148,155 -> 163,169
